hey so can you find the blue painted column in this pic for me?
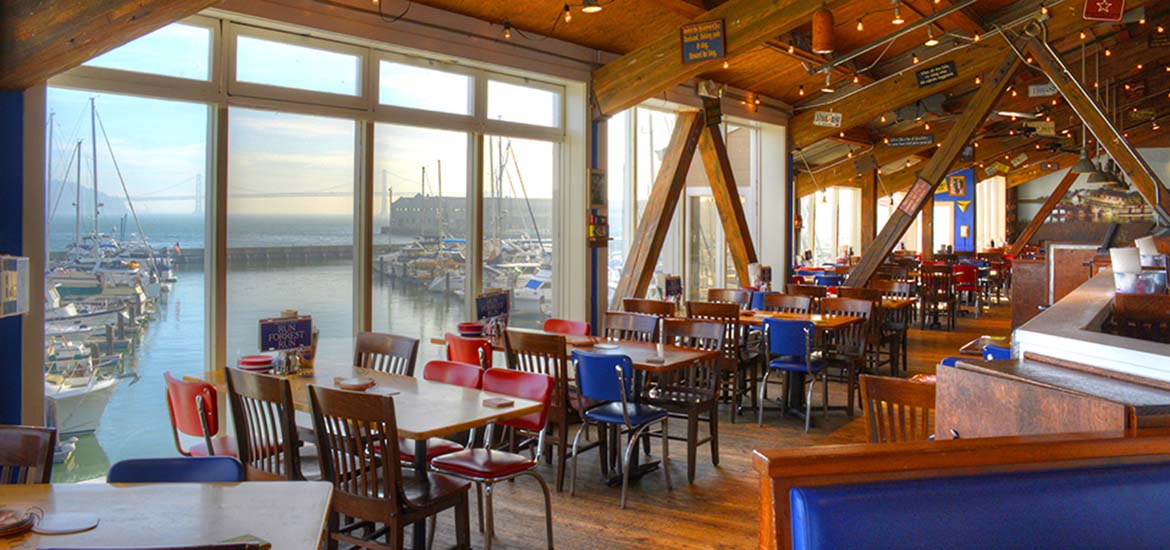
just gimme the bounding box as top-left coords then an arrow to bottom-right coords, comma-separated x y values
0,91 -> 24,424
589,119 -> 600,334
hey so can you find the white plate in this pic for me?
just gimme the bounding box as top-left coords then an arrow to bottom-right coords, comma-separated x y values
33,512 -> 100,535
593,343 -> 619,350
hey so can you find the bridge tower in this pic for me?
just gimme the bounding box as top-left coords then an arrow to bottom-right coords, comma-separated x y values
194,174 -> 204,215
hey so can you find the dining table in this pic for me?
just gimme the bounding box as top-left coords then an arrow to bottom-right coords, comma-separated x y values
0,481 -> 331,549
213,363 -> 542,550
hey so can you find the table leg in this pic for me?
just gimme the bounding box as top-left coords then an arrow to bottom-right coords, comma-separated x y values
784,371 -> 808,420
412,439 -> 428,550
606,369 -> 659,487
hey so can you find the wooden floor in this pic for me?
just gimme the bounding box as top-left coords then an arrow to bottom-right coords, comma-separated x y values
423,301 -> 1012,549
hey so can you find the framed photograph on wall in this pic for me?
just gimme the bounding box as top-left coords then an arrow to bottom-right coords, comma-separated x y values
590,169 -> 606,208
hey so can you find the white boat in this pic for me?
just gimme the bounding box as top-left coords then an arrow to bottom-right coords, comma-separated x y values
513,268 -> 553,315
45,376 -> 119,435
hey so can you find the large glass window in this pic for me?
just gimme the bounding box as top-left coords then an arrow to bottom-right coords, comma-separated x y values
44,88 -> 209,481
488,80 -> 559,127
378,61 -> 472,115
226,108 -> 356,365
605,111 -> 630,303
84,23 -> 211,80
236,35 -> 361,96
801,186 -> 861,265
977,176 -> 1007,249
483,135 -> 555,328
372,124 -> 468,363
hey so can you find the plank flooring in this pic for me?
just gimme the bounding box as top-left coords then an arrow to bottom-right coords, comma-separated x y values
423,301 -> 1011,549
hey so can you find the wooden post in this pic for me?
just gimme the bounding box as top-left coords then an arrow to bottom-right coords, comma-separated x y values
1021,33 -> 1170,222
1005,168 -> 1079,258
697,107 -> 758,285
921,196 -> 935,260
611,111 -> 705,306
860,170 -> 877,251
845,54 -> 1021,287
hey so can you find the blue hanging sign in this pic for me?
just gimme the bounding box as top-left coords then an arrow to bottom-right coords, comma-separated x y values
681,20 -> 725,64
259,315 -> 313,352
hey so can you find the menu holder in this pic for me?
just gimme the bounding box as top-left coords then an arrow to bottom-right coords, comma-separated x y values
483,397 -> 515,408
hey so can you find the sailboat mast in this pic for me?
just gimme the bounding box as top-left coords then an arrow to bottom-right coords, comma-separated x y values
46,112 -> 53,263
437,159 -> 444,235
90,97 -> 99,246
74,140 -> 82,262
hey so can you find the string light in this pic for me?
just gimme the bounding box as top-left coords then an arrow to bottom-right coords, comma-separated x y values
1139,17 -> 1147,25
924,122 -> 931,130
1079,31 -> 1086,40
1011,89 -> 1018,97
1040,5 -> 1049,16
503,20 -> 512,39
912,52 -> 920,64
1051,98 -> 1058,106
581,0 -> 603,13
723,60 -> 729,69
798,85 -> 805,96
974,141 -> 980,148
1026,56 -> 1033,64
788,43 -> 796,54
974,76 -> 982,85
880,114 -> 887,123
925,28 -> 939,47
973,33 -> 980,43
1104,49 -> 1112,57
892,3 -> 905,25
853,73 -> 861,84
1159,25 -> 1166,34
857,18 -> 864,31
883,137 -> 890,144
563,4 -> 572,23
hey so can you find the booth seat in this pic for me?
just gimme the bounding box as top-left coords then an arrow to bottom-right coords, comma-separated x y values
754,431 -> 1170,550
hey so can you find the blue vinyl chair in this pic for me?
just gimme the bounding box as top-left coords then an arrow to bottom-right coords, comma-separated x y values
983,344 -> 1011,361
570,350 -> 671,508
107,456 -> 245,483
760,319 -> 829,432
751,291 -> 778,311
939,356 -> 964,367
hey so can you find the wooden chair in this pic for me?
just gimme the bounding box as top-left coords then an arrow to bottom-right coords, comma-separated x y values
919,265 -> 957,331
354,332 -> 419,376
1112,293 -> 1170,344
838,287 -> 899,376
308,384 -> 471,550
647,318 -> 723,483
622,297 -> 675,317
820,297 -> 873,416
0,425 -> 56,484
785,284 -> 827,311
859,374 -> 935,443
837,287 -> 884,302
603,311 -> 658,342
686,301 -> 757,423
869,280 -> 915,373
706,288 -> 753,309
223,367 -> 308,481
759,293 -> 812,314
503,328 -> 571,492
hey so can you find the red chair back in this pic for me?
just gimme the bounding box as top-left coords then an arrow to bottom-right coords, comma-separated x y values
953,264 -> 979,287
164,372 -> 219,438
445,332 -> 493,369
482,368 -> 553,432
542,318 -> 591,336
423,360 -> 484,389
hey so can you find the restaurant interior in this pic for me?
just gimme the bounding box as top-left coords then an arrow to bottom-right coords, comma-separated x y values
4,0 -> 1170,548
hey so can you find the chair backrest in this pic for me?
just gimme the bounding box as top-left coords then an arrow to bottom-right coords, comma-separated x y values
308,385 -> 402,517
869,280 -> 914,298
813,274 -> 844,287
38,544 -> 262,550
685,300 -> 743,359
707,288 -> 753,309
763,319 -> 814,360
503,329 -> 569,410
0,425 -> 56,484
571,350 -> 633,405
482,368 -> 555,433
838,287 -> 884,303
603,311 -> 658,342
445,332 -> 493,369
760,293 -> 812,314
821,297 -> 872,356
859,374 -> 936,443
658,319 -> 724,401
164,371 -> 219,440
543,317 -> 591,336
919,265 -> 955,299
223,367 -> 302,481
821,297 -> 873,320
786,284 -> 828,299
953,264 -> 979,285
354,331 -> 419,376
423,360 -> 484,389
106,456 -> 245,483
622,297 -> 675,317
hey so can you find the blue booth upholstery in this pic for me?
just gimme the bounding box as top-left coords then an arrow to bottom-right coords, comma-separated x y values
789,462 -> 1170,550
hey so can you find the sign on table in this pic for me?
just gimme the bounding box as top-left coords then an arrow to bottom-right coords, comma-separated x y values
681,20 -> 725,64
259,315 -> 313,352
476,290 -> 511,321
813,111 -> 843,128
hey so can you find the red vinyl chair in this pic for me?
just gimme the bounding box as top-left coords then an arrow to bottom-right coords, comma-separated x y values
543,318 -> 591,336
431,368 -> 556,550
445,332 -> 493,369
395,361 -> 486,467
953,264 -> 982,318
163,372 -> 236,457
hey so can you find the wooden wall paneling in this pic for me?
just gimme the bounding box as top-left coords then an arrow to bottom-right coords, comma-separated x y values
611,111 -> 705,306
846,54 -> 1022,287
1005,168 -> 1077,258
1010,258 -> 1047,328
0,0 -> 221,90
697,121 -> 758,285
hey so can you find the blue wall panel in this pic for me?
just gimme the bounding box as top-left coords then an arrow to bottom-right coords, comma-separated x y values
0,91 -> 24,424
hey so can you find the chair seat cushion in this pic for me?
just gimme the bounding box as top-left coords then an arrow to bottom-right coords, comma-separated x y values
189,435 -> 238,458
583,402 -> 669,426
398,437 -> 465,463
768,358 -> 826,373
430,448 -> 538,479
402,470 -> 471,508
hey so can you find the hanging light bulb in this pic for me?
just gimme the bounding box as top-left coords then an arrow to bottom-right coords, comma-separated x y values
925,28 -> 939,47
912,52 -> 920,64
857,18 -> 864,31
1104,49 -> 1112,57
1040,5 -> 1049,16
880,114 -> 888,123
973,33 -> 981,43
1159,25 -> 1166,34
581,0 -> 603,13
924,121 -> 931,130
892,3 -> 905,25
975,76 -> 982,85
798,85 -> 805,96
1079,31 -> 1086,40
502,20 -> 512,39
853,73 -> 861,84
723,60 -> 729,69
563,4 -> 572,23
788,43 -> 796,54
821,73 -> 836,94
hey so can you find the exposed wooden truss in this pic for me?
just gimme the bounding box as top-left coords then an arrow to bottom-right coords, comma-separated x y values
1005,168 -> 1078,258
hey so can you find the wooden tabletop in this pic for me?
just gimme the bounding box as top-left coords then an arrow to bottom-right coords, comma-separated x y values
214,365 -> 542,441
737,311 -> 863,330
1,481 -> 330,549
880,297 -> 918,310
572,340 -> 721,373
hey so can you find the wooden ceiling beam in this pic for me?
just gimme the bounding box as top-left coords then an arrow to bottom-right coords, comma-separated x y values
0,0 -> 221,90
592,0 -> 842,116
903,0 -> 985,38
764,39 -> 875,84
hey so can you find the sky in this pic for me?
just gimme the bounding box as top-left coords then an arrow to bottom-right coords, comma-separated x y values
46,22 -> 558,218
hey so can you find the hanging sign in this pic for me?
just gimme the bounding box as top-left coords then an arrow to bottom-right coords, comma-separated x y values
986,161 -> 1011,175
899,178 -> 934,215
812,111 -> 843,128
1023,120 -> 1057,136
702,97 -> 723,127
960,145 -> 975,163
1082,0 -> 1125,22
887,135 -> 935,148
915,61 -> 957,87
1042,162 -> 1062,171
259,315 -> 313,352
1150,34 -> 1170,48
956,200 -> 972,213
1028,82 -> 1059,97
681,20 -> 725,64
1011,153 -> 1029,167
1122,79 -> 1146,100
1129,108 -> 1156,121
